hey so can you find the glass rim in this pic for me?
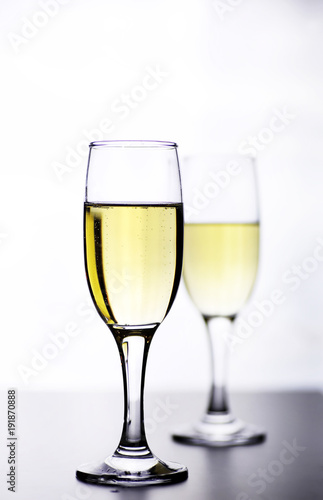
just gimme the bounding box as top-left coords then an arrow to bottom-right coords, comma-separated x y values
89,140 -> 178,149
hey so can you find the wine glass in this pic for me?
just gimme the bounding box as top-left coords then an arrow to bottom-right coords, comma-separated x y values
76,140 -> 188,486
172,153 -> 266,447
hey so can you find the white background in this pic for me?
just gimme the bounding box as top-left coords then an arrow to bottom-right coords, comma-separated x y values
1,0 -> 323,394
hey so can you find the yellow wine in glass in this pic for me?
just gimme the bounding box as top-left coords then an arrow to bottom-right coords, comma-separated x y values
76,141 -> 188,485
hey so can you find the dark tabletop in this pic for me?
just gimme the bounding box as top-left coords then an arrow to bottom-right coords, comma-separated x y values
1,391 -> 323,500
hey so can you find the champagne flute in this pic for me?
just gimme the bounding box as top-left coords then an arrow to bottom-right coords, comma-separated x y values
76,140 -> 188,485
173,154 -> 266,446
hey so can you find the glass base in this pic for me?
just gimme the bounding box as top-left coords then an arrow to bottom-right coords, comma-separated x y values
172,413 -> 266,447
76,453 -> 188,487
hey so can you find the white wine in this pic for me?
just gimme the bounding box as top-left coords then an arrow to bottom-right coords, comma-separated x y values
84,203 -> 183,326
183,223 -> 259,317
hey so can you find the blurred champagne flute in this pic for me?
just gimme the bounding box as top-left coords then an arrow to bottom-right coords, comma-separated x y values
173,154 -> 266,446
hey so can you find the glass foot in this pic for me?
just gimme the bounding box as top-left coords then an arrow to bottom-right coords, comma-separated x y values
76,453 -> 188,487
172,413 -> 266,447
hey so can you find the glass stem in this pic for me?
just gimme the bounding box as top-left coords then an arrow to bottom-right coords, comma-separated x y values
112,328 -> 156,457
204,316 -> 234,415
